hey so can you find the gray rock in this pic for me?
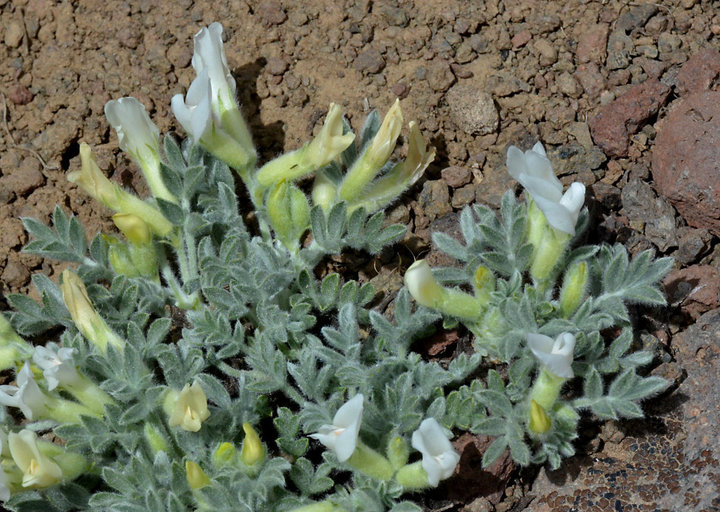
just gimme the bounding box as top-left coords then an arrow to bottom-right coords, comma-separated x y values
418,180 -> 452,221
615,3 -> 658,33
621,179 -> 678,251
674,227 -> 711,265
446,84 -> 498,136
607,30 -> 633,70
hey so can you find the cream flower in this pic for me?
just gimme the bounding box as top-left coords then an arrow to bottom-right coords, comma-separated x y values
168,381 -> 211,432
191,22 -> 236,112
8,430 -> 62,488
351,121 -> 435,213
310,394 -> 363,462
68,143 -> 173,236
506,142 -> 585,235
527,332 -> 576,379
339,100 -> 403,200
404,260 -> 444,309
307,103 -> 356,169
410,418 -> 460,487
60,270 -> 125,354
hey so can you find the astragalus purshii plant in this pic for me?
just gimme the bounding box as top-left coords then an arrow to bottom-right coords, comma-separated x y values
0,22 -> 671,512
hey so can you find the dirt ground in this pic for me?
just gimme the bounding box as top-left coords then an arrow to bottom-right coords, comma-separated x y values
1,0 -> 720,511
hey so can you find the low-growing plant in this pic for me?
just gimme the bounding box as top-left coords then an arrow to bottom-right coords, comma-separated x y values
0,23 -> 671,512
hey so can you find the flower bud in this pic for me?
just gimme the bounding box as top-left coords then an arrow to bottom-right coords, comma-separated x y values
144,422 -> 169,455
60,270 -> 125,353
212,442 -> 237,467
559,261 -> 588,317
256,104 -> 354,187
113,213 -> 152,245
185,460 -> 210,490
405,260 -> 483,320
404,260 -> 444,309
473,265 -> 496,304
69,143 -> 173,237
386,435 -> 409,470
266,181 -> 310,250
528,399 -> 552,434
240,423 -> 265,466
312,170 -> 337,212
347,121 -> 435,214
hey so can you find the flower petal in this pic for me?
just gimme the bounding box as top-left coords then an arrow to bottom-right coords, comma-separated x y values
528,333 -> 576,379
411,418 -> 459,487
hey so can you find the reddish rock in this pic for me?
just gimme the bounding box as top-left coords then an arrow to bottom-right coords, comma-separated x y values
575,62 -> 605,98
575,23 -> 609,63
448,434 -> 515,505
665,265 -> 720,319
652,91 -> 720,235
1,258 -> 30,288
0,159 -> 45,198
441,166 -> 472,188
258,0 -> 287,26
390,81 -> 409,99
676,48 -> 720,96
511,29 -> 531,48
9,84 -> 33,105
427,60 -> 455,92
589,79 -> 670,157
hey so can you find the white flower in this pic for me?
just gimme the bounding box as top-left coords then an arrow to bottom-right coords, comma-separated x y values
32,345 -> 81,391
506,142 -> 585,235
171,23 -> 255,169
0,363 -> 47,420
191,22 -> 235,112
104,97 -> 160,167
172,67 -> 214,142
8,430 -> 62,488
411,418 -> 460,487
310,394 -> 363,462
527,332 -> 576,379
104,98 -> 175,203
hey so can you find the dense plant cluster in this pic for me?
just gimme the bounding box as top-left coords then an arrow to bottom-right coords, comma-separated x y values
0,23 -> 670,512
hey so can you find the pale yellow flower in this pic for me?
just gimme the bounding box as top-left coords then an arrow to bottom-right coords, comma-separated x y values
168,381 -> 210,432
8,430 -> 62,489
